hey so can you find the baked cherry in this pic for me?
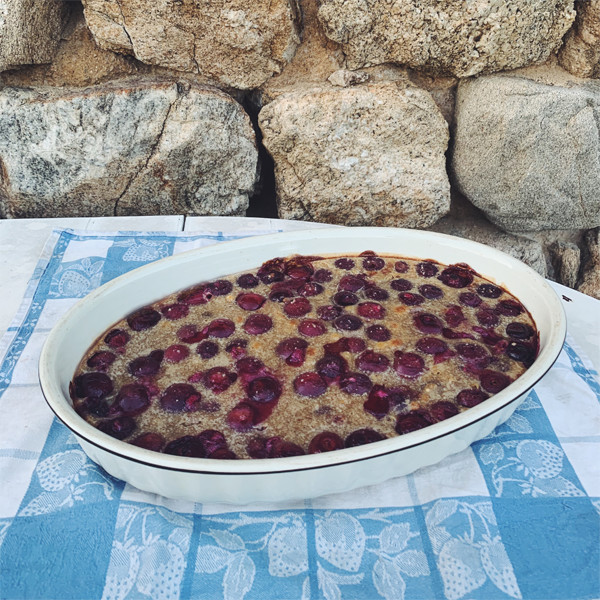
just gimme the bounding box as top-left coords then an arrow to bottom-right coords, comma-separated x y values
430,401 -> 459,422
98,417 -> 136,440
317,304 -> 342,321
393,352 -> 425,379
283,297 -> 312,317
438,266 -> 474,288
395,411 -> 432,434
236,356 -> 264,374
237,273 -> 259,288
362,256 -> 385,271
127,306 -> 161,331
86,351 -> 116,372
345,428 -> 386,447
177,284 -> 212,305
333,291 -> 359,306
236,292 -> 266,311
131,432 -> 165,452
210,280 -> 233,296
339,372 -> 372,395
225,339 -> 247,358
459,292 -> 482,307
416,337 -> 448,355
111,383 -> 150,417
208,448 -> 237,459
398,292 -> 425,306
442,327 -> 475,340
164,435 -> 206,458
444,305 -> 465,327
316,354 -> 348,380
294,372 -> 327,397
477,283 -> 502,298
269,288 -> 294,303
313,268 -> 333,283
456,343 -> 489,361
244,314 -> 273,335
364,286 -> 389,301
227,403 -> 257,431
479,370 -> 512,393
334,314 -> 363,331
416,262 -> 438,277
338,274 -> 365,292
197,340 -> 219,359
506,341 -> 535,366
308,432 -> 344,453
364,385 -> 390,418
299,282 -> 324,297
206,318 -> 235,338
177,324 -> 206,344
165,344 -> 190,363
357,302 -> 386,319
390,278 -> 412,292
248,376 -> 282,403
160,383 -> 202,413
419,284 -> 443,299
275,337 -> 308,367
128,350 -> 163,377
506,322 -> 534,339
257,262 -> 285,284
335,258 -> 355,270
203,367 -> 237,393
298,319 -> 327,337
413,313 -> 443,334
356,350 -> 390,373
394,260 -> 409,273
73,372 -> 113,399
104,328 -> 130,348
496,299 -> 523,316
476,308 -> 500,328
160,303 -> 189,320
456,388 -> 489,407
366,324 -> 391,342
197,429 -> 228,454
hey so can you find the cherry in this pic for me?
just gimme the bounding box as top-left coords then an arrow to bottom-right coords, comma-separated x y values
131,432 -> 165,452
366,324 -> 391,342
160,302 -> 189,320
308,432 -> 344,453
333,291 -> 359,306
248,436 -> 304,458
506,322 -> 534,339
393,352 -> 425,379
203,367 -> 237,393
275,337 -> 308,367
227,402 -> 257,431
128,351 -> 163,377
444,305 -> 465,327
236,356 -> 264,374
313,268 -> 333,283
395,411 -> 432,434
285,262 -> 314,281
356,350 -> 390,373
210,280 -> 233,296
177,324 -> 206,344
73,372 -> 113,399
244,314 -> 273,335
269,289 -> 295,303
416,337 -> 448,355
390,278 -> 412,292
206,318 -> 235,338
160,383 -> 202,413
438,266 -> 474,288
197,429 -> 228,454
442,328 -> 475,340
394,260 -> 409,273
78,397 -> 109,418
283,297 -> 312,317
338,274 -> 365,292
111,383 -> 150,416
177,284 -> 212,305
398,292 -> 425,306
459,292 -> 482,307
257,263 -> 285,284
293,372 -> 327,397
164,435 -> 206,458
208,448 -> 237,459
456,343 -> 489,361
506,341 -> 535,366
317,304 -> 342,321
419,284 -> 443,299
248,376 -> 281,403
345,428 -> 386,447
323,337 -> 367,354
479,370 -> 512,393
316,354 -> 348,380
225,339 -> 247,358
364,286 -> 389,301
299,282 -> 324,297
86,351 -> 116,372
496,299 -> 523,316
335,258 -> 355,270
357,301 -> 386,320
165,344 -> 190,363
197,340 -> 219,359
236,292 -> 266,311
364,385 -> 390,418
339,372 -> 372,395
98,417 -> 136,440
476,308 -> 500,328
104,328 -> 130,348
334,314 -> 363,331
416,262 -> 438,278
413,313 -> 443,334
237,273 -> 259,288
430,401 -> 459,422
127,307 -> 161,331
456,388 -> 489,407
298,319 -> 327,337
477,283 -> 502,299
362,256 -> 385,271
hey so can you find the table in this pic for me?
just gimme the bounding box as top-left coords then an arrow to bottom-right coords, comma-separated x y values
0,216 -> 598,600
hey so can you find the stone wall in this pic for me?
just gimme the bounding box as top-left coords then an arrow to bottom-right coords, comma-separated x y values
0,0 -> 599,298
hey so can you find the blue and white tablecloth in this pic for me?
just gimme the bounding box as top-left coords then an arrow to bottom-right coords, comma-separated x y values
0,227 -> 599,600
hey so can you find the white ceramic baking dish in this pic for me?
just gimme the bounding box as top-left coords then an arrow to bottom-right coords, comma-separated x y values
39,227 -> 566,503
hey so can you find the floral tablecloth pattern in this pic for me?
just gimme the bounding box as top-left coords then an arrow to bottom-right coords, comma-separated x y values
0,228 -> 598,600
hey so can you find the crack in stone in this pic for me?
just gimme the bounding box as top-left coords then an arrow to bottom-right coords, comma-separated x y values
113,87 -> 180,215
114,0 -> 134,50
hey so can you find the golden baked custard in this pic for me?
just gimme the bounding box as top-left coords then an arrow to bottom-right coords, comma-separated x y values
70,252 -> 538,459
